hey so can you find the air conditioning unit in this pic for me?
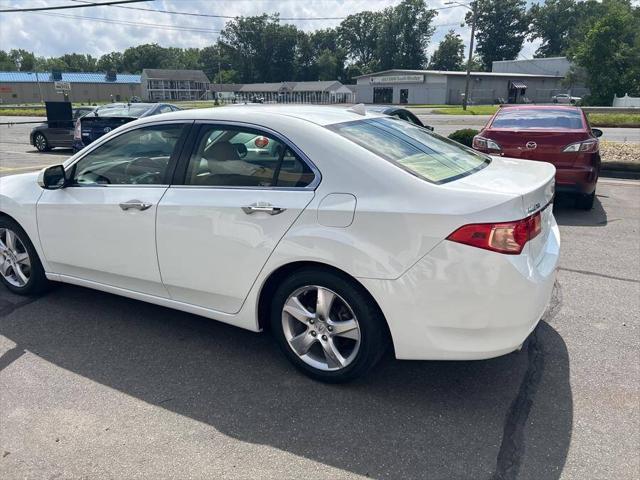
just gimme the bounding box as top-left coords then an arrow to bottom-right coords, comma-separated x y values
106,70 -> 117,81
52,70 -> 62,81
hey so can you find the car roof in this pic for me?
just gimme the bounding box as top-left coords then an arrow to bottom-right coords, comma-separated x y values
134,104 -> 387,127
498,105 -> 582,111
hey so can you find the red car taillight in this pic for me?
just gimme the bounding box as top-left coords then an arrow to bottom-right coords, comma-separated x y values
447,211 -> 542,255
73,119 -> 81,140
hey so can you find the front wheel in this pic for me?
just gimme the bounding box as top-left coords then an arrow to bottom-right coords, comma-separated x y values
0,217 -> 50,295
34,132 -> 50,152
270,268 -> 388,383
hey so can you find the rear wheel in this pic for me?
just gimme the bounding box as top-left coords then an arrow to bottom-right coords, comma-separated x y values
0,217 -> 50,295
34,132 -> 50,152
575,191 -> 595,210
270,268 -> 388,383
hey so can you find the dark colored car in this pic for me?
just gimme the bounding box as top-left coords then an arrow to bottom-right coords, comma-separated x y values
472,105 -> 602,209
30,107 -> 95,152
72,102 -> 180,152
365,106 -> 434,131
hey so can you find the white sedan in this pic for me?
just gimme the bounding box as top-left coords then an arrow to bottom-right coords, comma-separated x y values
552,93 -> 582,104
0,105 -> 560,382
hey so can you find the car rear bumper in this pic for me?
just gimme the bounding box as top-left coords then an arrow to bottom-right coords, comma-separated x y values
360,217 -> 560,360
555,165 -> 599,195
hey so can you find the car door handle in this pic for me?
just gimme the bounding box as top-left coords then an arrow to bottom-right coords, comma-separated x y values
119,200 -> 153,211
241,203 -> 286,215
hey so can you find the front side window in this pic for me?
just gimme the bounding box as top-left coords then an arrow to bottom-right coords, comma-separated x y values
72,124 -> 185,185
185,126 -> 314,188
491,108 -> 585,130
328,118 -> 489,184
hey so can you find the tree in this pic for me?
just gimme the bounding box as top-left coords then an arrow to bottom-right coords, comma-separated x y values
60,53 -> 97,72
466,0 -> 528,71
569,0 -> 640,105
220,14 -> 300,83
429,30 -> 465,71
529,0 -> 578,57
376,0 -> 437,71
338,11 -> 382,72
122,43 -> 168,72
97,52 -> 125,72
9,49 -> 36,71
317,50 -> 338,80
0,50 -> 17,70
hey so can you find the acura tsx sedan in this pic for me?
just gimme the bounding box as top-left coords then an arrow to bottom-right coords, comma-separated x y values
0,105 -> 560,382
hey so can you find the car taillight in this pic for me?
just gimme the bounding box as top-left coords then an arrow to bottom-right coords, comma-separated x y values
472,135 -> 501,151
562,139 -> 598,153
254,136 -> 269,148
73,119 -> 81,140
447,211 -> 542,255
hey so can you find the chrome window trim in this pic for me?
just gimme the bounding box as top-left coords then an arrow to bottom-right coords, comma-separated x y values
63,120 -> 192,188
182,119 -> 322,191
63,119 -> 193,171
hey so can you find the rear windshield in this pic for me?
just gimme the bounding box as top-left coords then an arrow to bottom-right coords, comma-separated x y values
491,108 -> 584,129
95,104 -> 151,118
328,117 -> 489,184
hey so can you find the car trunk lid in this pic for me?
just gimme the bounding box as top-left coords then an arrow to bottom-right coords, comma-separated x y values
447,156 -> 555,263
80,115 -> 135,145
486,129 -> 588,167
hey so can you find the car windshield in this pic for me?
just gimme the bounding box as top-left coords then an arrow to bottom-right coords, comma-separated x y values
95,104 -> 151,118
491,108 -> 584,129
328,117 -> 489,184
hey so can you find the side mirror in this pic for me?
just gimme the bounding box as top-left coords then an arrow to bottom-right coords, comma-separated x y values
37,164 -> 67,190
592,128 -> 603,138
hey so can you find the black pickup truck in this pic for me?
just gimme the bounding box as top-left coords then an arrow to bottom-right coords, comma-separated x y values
72,102 -> 180,152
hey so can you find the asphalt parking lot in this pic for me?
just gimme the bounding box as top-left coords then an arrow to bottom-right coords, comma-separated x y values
0,118 -> 639,479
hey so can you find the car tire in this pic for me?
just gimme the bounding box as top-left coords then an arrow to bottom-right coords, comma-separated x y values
575,191 -> 595,210
0,217 -> 50,295
270,267 -> 388,383
34,132 -> 50,152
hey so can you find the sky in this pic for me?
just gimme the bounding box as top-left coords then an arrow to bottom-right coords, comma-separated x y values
0,0 -> 543,62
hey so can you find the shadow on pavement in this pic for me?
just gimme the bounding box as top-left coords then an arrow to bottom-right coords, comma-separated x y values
554,193 -> 607,227
0,285 -> 572,479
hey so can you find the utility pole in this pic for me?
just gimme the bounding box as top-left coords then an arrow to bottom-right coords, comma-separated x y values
445,1 -> 476,110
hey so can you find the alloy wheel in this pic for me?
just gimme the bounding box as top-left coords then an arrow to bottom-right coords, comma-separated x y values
0,228 -> 31,287
281,285 -> 361,371
35,134 -> 47,151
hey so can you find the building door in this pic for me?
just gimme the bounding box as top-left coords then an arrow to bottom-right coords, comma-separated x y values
400,89 -> 409,104
373,87 -> 393,104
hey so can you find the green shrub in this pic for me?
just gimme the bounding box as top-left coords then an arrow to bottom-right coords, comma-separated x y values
448,129 -> 479,147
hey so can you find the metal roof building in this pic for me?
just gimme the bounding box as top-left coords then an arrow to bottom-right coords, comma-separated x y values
0,71 -> 141,103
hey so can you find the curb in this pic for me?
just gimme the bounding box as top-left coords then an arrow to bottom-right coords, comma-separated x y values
600,169 -> 640,180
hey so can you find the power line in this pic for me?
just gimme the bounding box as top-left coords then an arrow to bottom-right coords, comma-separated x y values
31,9 -> 464,35
32,11 -> 223,34
69,0 -> 461,21
0,0 -> 151,13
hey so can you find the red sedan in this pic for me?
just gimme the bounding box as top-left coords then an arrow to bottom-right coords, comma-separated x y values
472,105 -> 602,209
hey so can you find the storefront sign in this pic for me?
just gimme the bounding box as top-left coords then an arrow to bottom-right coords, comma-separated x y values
370,75 -> 424,84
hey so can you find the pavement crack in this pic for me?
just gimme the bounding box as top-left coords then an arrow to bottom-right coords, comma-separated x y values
491,329 -> 545,480
558,267 -> 639,284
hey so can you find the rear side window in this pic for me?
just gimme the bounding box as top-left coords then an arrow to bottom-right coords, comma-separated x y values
491,108 -> 584,129
328,118 -> 489,184
185,125 -> 315,188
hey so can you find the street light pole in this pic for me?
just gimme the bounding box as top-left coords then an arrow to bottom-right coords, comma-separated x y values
462,3 -> 477,111
445,1 -> 476,111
